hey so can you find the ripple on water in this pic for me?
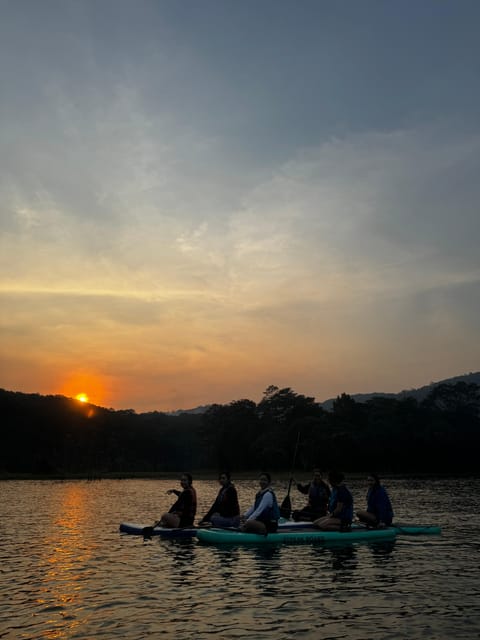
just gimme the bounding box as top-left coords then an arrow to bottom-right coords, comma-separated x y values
2,477 -> 480,640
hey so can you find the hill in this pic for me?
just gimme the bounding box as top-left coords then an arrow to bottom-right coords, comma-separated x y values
1,374 -> 479,474
164,371 -> 480,414
319,371 -> 480,410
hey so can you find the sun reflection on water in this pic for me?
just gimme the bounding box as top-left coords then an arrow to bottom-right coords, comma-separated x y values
35,483 -> 94,639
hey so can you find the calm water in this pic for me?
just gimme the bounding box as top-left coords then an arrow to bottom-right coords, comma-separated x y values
1,476 -> 479,640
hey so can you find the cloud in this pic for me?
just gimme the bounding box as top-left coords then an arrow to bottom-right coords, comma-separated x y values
224,124 -> 480,300
3,119 -> 479,314
1,0 -> 479,409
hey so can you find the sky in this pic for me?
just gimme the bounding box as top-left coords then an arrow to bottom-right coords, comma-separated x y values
1,0 -> 479,412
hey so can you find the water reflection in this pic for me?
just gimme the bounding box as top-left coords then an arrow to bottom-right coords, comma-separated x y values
311,543 -> 358,580
250,546 -> 283,597
369,540 -> 396,559
211,546 -> 242,581
3,477 -> 480,640
159,538 -> 197,576
35,483 -> 93,639
329,544 -> 358,576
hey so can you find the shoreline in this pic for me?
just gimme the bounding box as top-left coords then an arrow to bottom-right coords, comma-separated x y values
1,470 -> 478,481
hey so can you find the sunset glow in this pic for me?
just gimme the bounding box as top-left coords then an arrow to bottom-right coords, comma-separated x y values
1,2 -> 479,413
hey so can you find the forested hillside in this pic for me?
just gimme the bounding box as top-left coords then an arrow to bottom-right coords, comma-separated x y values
1,381 -> 479,476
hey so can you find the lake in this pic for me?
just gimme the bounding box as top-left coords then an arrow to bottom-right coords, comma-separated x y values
1,476 -> 479,639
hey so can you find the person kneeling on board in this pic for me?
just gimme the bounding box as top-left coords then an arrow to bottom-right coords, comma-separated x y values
292,468 -> 331,522
356,473 -> 394,528
159,473 -> 197,528
241,472 -> 280,535
313,470 -> 353,532
198,471 -> 241,529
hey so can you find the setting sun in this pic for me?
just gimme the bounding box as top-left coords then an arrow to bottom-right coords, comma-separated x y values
59,373 -> 106,408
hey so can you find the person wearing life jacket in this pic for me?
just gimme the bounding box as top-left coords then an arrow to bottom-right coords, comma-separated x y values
313,470 -> 354,531
198,471 -> 241,528
292,468 -> 331,521
356,473 -> 394,528
241,472 -> 280,534
159,473 -> 197,528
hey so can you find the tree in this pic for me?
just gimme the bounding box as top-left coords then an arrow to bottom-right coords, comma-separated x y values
202,399 -> 258,470
422,382 -> 480,416
255,386 -> 322,469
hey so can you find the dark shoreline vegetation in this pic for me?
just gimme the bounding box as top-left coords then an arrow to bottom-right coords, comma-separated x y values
1,381 -> 479,476
1,471 -> 479,482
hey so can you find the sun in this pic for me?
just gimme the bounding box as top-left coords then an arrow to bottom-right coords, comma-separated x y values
75,393 -> 89,403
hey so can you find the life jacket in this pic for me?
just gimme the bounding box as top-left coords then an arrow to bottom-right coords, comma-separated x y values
367,485 -> 393,524
253,488 -> 280,522
307,481 -> 330,509
328,485 -> 353,525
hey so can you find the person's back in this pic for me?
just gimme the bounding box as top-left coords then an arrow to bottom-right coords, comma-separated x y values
331,482 -> 353,528
313,470 -> 353,531
357,474 -> 393,527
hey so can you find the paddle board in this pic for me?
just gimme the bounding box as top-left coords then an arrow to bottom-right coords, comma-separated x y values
196,526 -> 397,545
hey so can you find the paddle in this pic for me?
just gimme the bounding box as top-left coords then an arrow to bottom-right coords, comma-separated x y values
280,431 -> 301,519
142,520 -> 163,539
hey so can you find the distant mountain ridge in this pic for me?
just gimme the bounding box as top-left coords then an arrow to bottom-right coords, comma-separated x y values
319,371 -> 480,410
5,372 -> 477,416
166,405 -> 211,417
168,371 -> 480,415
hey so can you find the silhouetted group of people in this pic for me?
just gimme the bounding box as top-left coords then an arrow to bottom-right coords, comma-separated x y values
157,469 -> 394,534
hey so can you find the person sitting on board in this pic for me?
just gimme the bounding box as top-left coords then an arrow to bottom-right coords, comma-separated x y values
198,471 -> 241,528
313,470 -> 353,531
356,473 -> 394,528
241,472 -> 280,534
158,473 -> 197,528
291,468 -> 331,522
